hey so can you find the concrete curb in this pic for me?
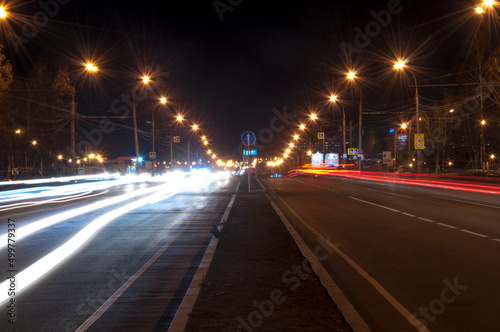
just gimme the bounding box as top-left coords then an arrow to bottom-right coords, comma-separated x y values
167,193 -> 237,332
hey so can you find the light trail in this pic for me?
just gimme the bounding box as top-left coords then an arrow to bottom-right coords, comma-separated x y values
0,172 -> 216,305
0,173 -> 119,187
287,167 -> 500,195
0,175 -> 188,250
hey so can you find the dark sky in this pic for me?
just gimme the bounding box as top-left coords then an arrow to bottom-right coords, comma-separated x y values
1,0 -> 491,160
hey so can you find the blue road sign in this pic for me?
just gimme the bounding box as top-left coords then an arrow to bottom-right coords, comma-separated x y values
78,168 -> 85,175
241,131 -> 256,146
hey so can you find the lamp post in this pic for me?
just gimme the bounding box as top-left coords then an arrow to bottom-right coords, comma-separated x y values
394,60 -> 421,173
188,124 -> 199,167
347,71 -> 362,170
131,75 -> 150,160
330,95 -> 346,164
70,62 -> 99,166
170,114 -> 183,170
481,119 -> 486,171
151,96 -> 167,174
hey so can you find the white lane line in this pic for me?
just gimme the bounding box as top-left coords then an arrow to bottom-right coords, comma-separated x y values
349,196 -> 401,213
168,194 -> 237,332
433,196 -> 500,209
493,239 -> 500,243
77,192 -> 214,332
271,191 -> 428,332
436,223 -> 458,229
402,213 -> 416,218
460,229 -> 489,238
417,217 -> 435,223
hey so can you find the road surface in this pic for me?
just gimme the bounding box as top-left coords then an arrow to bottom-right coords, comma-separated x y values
263,174 -> 500,332
0,172 -> 236,332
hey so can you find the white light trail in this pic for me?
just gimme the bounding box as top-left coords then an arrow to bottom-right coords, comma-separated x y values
0,176 -> 187,250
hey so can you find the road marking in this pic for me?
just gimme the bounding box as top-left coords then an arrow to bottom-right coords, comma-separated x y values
169,194 -> 237,332
349,196 -> 401,213
77,195 -> 220,332
402,213 -> 416,217
436,223 -> 457,229
460,229 -> 488,238
265,183 -> 428,332
417,217 -> 435,223
433,196 -> 500,209
493,238 -> 500,243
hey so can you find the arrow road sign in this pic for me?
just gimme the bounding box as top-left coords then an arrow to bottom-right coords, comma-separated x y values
241,131 -> 256,146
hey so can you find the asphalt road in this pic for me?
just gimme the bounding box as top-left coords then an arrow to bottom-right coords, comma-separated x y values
263,174 -> 500,332
0,172 -> 237,332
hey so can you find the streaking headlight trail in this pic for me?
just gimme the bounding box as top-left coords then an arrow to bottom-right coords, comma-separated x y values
0,172 -> 211,305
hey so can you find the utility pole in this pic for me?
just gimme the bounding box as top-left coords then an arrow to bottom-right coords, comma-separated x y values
358,90 -> 363,171
132,101 -> 139,158
71,94 -> 76,164
343,107 -> 346,164
415,78 -> 421,173
170,124 -> 174,170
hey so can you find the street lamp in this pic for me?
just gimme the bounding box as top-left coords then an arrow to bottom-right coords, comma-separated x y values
394,59 -> 421,173
151,96 -> 167,174
347,71 -> 363,170
131,75 -> 151,159
481,119 -> 487,171
170,114 -> 184,170
329,95 -> 346,163
188,124 -> 199,166
0,6 -> 7,19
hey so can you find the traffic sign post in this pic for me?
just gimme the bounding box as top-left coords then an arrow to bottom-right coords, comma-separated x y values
414,133 -> 425,150
241,131 -> 256,193
149,152 -> 156,159
348,148 -> 358,155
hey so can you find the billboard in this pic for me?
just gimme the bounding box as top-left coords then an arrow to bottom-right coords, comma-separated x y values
312,153 -> 323,167
325,153 -> 339,167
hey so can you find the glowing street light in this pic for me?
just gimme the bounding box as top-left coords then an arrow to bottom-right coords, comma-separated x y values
293,134 -> 299,140
310,113 -> 318,120
160,97 -> 167,104
32,140 -> 37,145
394,60 -> 406,70
142,76 -> 150,84
401,123 -> 408,129
0,6 -> 7,19
15,129 -> 21,134
289,143 -> 294,148
299,124 -> 306,130
85,62 -> 98,72
192,124 -> 199,131
330,95 -> 337,102
347,71 -> 356,80
176,115 -> 184,122
481,119 -> 486,125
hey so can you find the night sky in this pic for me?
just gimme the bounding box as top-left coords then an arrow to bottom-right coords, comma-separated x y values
1,0 -> 492,160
